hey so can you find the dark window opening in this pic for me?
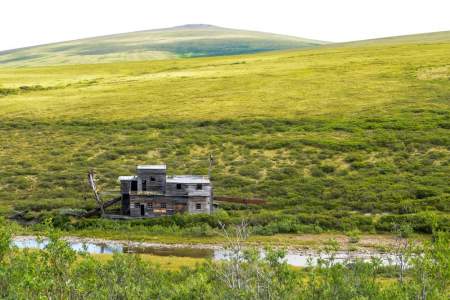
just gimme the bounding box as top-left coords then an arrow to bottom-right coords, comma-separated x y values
142,180 -> 147,191
196,184 -> 202,190
160,203 -> 167,208
150,177 -> 155,181
131,181 -> 138,192
176,183 -> 182,190
140,204 -> 145,216
196,203 -> 202,210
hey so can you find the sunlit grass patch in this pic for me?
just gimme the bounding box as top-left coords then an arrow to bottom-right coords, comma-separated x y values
88,253 -> 205,271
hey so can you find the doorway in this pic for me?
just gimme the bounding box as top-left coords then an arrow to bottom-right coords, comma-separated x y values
140,204 -> 145,216
131,181 -> 138,192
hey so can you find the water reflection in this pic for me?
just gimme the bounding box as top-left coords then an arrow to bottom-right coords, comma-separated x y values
12,237 -> 396,267
13,238 -> 123,254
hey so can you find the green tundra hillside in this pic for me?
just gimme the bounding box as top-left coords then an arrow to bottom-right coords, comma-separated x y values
0,31 -> 449,233
0,24 -> 326,67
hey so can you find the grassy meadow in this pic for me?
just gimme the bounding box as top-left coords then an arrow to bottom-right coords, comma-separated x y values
0,31 -> 449,236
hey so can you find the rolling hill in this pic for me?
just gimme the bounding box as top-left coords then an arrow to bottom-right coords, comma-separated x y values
0,24 -> 327,67
335,30 -> 450,47
0,31 -> 448,233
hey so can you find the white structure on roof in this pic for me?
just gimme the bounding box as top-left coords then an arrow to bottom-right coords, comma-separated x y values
137,165 -> 167,170
118,176 -> 137,181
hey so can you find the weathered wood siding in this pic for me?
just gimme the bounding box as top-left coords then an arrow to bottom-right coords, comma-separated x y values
129,195 -> 188,217
137,169 -> 166,193
119,165 -> 213,217
120,180 -> 131,194
121,194 -> 130,215
187,196 -> 211,214
165,183 -> 211,197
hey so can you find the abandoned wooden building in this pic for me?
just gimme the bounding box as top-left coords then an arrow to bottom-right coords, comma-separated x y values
118,165 -> 212,217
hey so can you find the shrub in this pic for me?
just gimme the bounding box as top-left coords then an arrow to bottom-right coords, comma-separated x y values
346,229 -> 361,243
320,164 -> 336,174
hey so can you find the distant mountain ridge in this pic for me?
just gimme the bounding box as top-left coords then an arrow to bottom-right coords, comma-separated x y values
0,24 -> 328,67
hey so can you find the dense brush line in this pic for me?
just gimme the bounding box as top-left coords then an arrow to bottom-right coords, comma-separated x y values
0,220 -> 448,299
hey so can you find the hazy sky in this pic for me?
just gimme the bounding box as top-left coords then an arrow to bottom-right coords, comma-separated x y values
1,0 -> 449,51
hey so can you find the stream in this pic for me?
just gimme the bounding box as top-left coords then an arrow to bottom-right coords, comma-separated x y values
12,236 -> 398,267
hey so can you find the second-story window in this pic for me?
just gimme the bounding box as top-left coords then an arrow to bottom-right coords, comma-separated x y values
176,183 -> 182,190
196,184 -> 202,190
160,203 -> 166,208
150,177 -> 155,181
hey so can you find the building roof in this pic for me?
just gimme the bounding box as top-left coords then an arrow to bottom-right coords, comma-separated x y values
166,175 -> 210,184
137,164 -> 167,170
118,175 -> 137,181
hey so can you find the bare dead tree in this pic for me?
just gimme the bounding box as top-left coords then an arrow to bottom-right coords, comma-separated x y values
87,170 -> 105,215
214,220 -> 250,291
212,221 -> 288,300
392,223 -> 412,284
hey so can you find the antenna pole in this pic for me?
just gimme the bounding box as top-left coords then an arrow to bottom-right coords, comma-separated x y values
208,153 -> 214,179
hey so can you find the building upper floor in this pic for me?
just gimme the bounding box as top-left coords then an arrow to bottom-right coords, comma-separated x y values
119,164 -> 212,198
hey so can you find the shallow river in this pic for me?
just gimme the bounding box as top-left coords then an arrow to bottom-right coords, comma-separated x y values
12,236 -> 397,267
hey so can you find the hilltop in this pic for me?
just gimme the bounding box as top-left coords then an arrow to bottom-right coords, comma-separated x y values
0,31 -> 448,234
0,24 -> 327,67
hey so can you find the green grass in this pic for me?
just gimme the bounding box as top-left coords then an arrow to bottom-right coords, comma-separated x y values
0,31 -> 449,234
89,253 -> 204,271
0,24 -> 326,67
